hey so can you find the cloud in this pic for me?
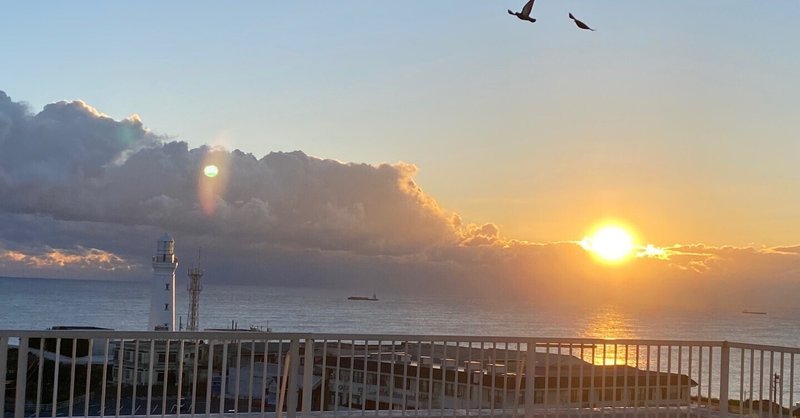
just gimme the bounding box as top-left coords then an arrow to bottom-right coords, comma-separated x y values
0,90 -> 476,283
1,90 -> 799,309
0,243 -> 137,276
0,92 -> 159,185
458,223 -> 503,247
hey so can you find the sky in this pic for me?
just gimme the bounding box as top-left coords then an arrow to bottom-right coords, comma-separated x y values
1,1 -> 799,308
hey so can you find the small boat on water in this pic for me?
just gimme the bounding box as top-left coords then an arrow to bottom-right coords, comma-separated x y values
742,310 -> 767,315
348,293 -> 379,301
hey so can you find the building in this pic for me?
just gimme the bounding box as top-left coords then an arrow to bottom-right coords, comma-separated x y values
324,343 -> 696,411
109,339 -> 207,394
225,362 -> 321,410
149,233 -> 178,331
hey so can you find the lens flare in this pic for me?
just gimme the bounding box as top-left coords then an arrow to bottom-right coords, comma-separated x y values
203,165 -> 219,178
198,149 -> 230,216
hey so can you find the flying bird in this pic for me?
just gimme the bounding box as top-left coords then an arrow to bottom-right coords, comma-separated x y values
569,13 -> 595,31
508,0 -> 537,23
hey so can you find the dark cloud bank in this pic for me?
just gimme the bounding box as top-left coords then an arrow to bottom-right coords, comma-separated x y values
1,90 -> 798,309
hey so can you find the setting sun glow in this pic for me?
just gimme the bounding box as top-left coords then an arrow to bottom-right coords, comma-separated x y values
581,225 -> 636,264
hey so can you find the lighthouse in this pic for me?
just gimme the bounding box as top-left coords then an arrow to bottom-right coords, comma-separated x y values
148,233 -> 178,331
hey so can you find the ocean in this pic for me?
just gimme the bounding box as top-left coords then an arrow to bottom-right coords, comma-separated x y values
1,276 -> 798,348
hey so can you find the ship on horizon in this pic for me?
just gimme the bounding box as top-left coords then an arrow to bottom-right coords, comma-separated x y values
348,293 -> 379,301
742,309 -> 767,315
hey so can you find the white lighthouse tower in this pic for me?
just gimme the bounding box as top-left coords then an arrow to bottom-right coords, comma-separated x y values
148,233 -> 178,331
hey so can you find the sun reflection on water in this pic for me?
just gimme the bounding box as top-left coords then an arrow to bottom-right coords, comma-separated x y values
578,306 -> 639,366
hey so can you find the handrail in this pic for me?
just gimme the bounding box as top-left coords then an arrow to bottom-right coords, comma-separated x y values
729,341 -> 800,355
3,332 -> 800,418
8,330 -> 800,354
0,330 -> 733,347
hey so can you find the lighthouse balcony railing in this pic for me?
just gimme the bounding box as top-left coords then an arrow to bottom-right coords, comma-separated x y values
152,254 -> 176,263
2,330 -> 800,418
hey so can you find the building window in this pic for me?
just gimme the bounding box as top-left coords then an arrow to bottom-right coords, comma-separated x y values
164,303 -> 169,311
445,382 -> 454,396
604,389 -> 613,401
637,388 -> 647,400
165,283 -> 170,290
533,390 -> 544,403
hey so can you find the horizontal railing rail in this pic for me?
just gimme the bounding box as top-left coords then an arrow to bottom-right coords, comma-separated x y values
3,331 -> 799,418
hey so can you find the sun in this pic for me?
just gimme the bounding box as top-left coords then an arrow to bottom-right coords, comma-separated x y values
581,224 -> 636,264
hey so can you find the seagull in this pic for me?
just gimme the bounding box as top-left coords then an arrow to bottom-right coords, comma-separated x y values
508,0 -> 537,23
569,13 -> 595,31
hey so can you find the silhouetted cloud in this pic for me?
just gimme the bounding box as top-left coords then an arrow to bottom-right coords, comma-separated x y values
1,90 -> 799,309
0,90 -> 480,284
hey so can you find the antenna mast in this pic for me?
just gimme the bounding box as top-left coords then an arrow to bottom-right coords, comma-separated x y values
186,248 -> 203,332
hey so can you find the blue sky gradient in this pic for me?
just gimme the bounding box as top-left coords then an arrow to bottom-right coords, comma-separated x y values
2,1 -> 799,245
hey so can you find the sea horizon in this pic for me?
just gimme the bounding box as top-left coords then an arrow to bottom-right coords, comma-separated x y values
3,275 -> 799,349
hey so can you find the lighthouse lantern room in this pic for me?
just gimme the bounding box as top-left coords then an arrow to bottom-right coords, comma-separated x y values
148,233 -> 178,331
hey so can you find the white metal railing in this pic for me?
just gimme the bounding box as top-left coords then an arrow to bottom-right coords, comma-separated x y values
2,331 -> 800,418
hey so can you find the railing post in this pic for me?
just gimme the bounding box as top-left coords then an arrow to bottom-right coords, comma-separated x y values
0,337 -> 8,418
302,338 -> 314,418
719,341 -> 730,418
286,338 -> 300,418
14,337 -> 28,418
524,339 -> 536,418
